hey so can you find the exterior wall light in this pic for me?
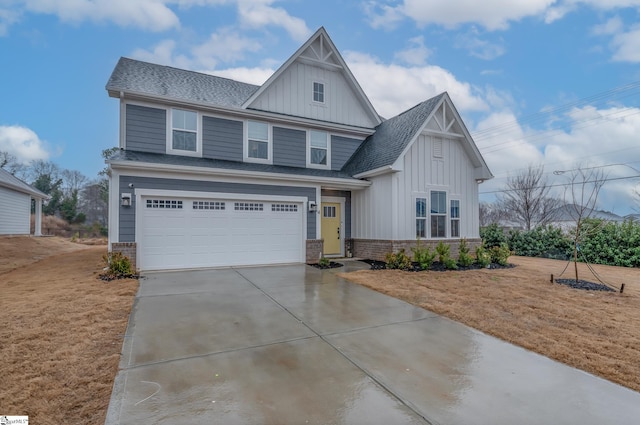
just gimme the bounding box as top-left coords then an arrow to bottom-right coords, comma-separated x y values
308,201 -> 317,212
121,193 -> 132,207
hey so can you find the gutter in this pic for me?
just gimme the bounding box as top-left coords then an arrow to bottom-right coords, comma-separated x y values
108,160 -> 372,190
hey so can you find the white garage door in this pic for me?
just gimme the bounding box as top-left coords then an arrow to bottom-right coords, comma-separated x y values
138,196 -> 304,270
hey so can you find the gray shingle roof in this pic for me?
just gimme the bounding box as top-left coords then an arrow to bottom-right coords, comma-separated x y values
106,57 -> 260,109
552,204 -> 625,222
0,168 -> 49,199
342,93 -> 445,176
109,150 -> 362,181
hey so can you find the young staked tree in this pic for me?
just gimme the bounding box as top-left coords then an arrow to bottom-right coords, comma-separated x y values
560,166 -> 607,283
497,165 -> 561,231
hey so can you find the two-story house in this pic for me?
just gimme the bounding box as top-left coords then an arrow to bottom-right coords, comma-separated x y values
105,27 -> 493,271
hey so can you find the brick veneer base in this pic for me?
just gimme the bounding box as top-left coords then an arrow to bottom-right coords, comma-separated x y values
111,242 -> 137,271
306,239 -> 323,264
352,238 -> 482,261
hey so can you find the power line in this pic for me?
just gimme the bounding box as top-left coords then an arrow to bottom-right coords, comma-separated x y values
479,174 -> 640,195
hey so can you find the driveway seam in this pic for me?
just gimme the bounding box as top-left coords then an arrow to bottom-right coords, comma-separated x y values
233,267 -> 438,425
118,335 -> 317,371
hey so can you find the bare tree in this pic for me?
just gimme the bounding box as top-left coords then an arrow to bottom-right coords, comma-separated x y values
79,181 -> 108,226
0,151 -> 26,177
560,166 -> 607,283
497,164 -> 562,231
61,169 -> 87,198
479,201 -> 509,227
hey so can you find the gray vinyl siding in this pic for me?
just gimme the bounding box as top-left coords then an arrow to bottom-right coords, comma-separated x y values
203,116 -> 243,161
125,104 -> 166,154
273,127 -> 306,168
0,186 -> 30,235
331,135 -> 362,171
118,176 -> 317,242
322,189 -> 352,238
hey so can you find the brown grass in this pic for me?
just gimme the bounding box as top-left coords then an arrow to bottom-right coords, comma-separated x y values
0,236 -> 138,424
339,256 -> 640,393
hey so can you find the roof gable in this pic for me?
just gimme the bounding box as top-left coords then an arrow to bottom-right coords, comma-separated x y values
242,27 -> 381,128
342,93 -> 493,180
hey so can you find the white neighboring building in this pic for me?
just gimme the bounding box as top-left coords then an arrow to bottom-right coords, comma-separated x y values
0,168 -> 49,236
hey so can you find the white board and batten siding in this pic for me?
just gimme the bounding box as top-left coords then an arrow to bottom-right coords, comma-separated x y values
248,61 -> 377,129
352,134 -> 480,241
0,186 -> 30,235
351,174 -> 394,240
395,134 -> 480,240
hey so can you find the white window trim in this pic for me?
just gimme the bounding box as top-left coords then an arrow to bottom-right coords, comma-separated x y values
244,120 -> 273,164
167,108 -> 202,157
312,81 -> 325,104
306,130 -> 331,170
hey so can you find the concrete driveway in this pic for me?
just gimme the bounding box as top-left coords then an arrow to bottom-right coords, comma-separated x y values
106,262 -> 640,425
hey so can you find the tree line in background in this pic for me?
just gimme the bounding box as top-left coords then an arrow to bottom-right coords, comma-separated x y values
1,148 -> 118,237
480,163 -> 640,273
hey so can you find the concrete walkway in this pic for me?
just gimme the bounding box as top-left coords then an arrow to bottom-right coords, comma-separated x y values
106,262 -> 640,425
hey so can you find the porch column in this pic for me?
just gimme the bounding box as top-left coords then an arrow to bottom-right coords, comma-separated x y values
34,198 -> 43,236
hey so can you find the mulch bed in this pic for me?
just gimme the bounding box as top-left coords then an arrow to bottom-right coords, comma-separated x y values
555,278 -> 616,292
362,259 -> 515,272
309,261 -> 344,269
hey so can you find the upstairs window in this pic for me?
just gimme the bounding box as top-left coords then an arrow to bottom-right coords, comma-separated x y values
313,82 -> 324,103
171,109 -> 197,152
309,130 -> 328,166
431,191 -> 446,238
247,121 -> 270,161
451,200 -> 460,238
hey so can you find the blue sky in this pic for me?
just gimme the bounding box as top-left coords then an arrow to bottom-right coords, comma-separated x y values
1,0 -> 640,214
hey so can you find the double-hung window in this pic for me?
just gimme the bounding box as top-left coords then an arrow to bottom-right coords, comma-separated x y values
309,130 -> 328,166
450,200 -> 460,238
416,198 -> 427,238
313,82 -> 324,103
247,121 -> 269,161
431,191 -> 447,238
171,109 -> 197,152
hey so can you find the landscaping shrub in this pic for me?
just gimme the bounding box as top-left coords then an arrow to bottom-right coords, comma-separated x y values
490,243 -> 511,266
411,239 -> 436,270
480,223 -> 506,248
458,238 -> 474,267
101,251 -> 134,280
385,249 -> 412,270
319,256 -> 330,268
435,241 -> 451,263
475,245 -> 491,268
578,219 -> 640,267
508,225 -> 571,260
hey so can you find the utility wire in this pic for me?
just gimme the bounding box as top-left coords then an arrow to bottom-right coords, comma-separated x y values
479,174 -> 640,195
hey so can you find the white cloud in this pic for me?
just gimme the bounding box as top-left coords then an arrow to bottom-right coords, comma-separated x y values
0,125 -> 51,164
369,0 -> 556,31
475,104 -> 640,214
191,27 -> 262,68
393,36 -> 431,65
367,0 -> 640,32
236,0 -> 310,42
610,24 -> 640,62
591,15 -> 623,35
23,0 -> 180,31
364,1 -> 406,30
344,51 -> 488,118
455,29 -> 505,60
0,7 -> 21,36
132,28 -> 262,70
